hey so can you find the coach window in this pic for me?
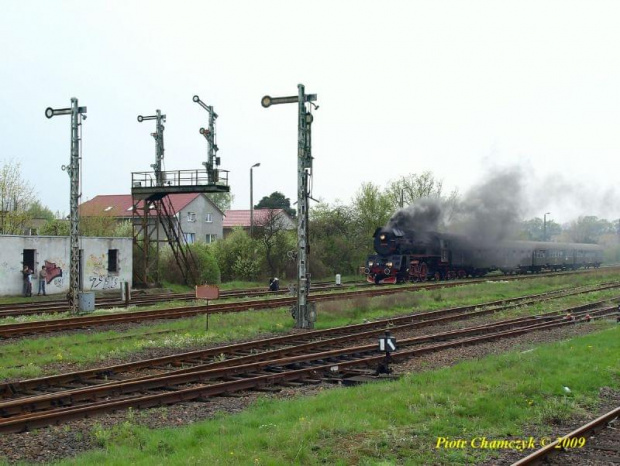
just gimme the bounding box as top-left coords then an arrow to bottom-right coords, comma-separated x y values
108,249 -> 119,274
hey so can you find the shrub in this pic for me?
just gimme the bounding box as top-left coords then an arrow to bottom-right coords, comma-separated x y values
158,243 -> 221,286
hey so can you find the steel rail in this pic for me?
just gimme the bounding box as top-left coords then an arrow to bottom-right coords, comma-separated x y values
0,306 -> 615,433
1,284 -> 617,399
511,406 -> 620,465
0,281 -> 364,318
0,267 -> 610,318
1,277 -> 617,339
1,282 -> 614,396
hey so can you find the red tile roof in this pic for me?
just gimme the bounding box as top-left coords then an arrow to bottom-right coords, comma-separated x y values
80,194 -> 202,217
223,209 -> 289,227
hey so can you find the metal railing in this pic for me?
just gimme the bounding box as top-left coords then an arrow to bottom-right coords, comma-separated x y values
131,169 -> 229,189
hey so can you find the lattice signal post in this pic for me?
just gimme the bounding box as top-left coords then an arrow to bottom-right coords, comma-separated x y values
193,95 -> 222,185
262,84 -> 317,329
137,110 -> 166,187
45,98 -> 87,314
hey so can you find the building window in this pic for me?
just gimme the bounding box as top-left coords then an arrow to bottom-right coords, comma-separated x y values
184,233 -> 195,244
205,213 -> 213,223
108,249 -> 119,273
205,234 -> 218,243
187,212 -> 196,223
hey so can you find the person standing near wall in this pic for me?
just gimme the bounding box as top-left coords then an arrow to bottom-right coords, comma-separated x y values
21,265 -> 32,297
38,265 -> 47,296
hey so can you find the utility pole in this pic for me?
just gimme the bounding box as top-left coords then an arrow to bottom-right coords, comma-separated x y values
193,95 -> 221,184
137,110 -> 166,186
262,84 -> 317,329
544,212 -> 551,242
45,98 -> 87,314
250,163 -> 260,237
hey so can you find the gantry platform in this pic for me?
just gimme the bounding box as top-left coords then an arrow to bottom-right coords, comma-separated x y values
131,169 -> 230,200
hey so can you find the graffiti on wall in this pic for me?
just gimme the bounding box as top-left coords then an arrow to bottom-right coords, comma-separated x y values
89,275 -> 119,290
86,253 -> 120,290
44,260 -> 63,284
87,254 -> 107,276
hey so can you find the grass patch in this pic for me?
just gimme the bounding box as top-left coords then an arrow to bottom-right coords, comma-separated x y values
48,325 -> 620,465
0,309 -> 294,380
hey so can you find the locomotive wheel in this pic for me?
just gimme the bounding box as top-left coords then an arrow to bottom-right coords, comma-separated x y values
457,269 -> 466,279
419,263 -> 428,281
433,271 -> 441,281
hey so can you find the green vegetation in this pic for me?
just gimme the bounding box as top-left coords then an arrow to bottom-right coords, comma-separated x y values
56,324 -> 619,465
159,242 -> 221,286
0,308 -> 293,380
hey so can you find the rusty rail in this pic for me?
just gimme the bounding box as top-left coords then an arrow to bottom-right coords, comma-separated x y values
0,303 -> 615,433
512,406 -> 620,465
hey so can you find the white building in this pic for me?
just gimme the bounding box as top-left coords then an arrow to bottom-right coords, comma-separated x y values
0,235 -> 132,296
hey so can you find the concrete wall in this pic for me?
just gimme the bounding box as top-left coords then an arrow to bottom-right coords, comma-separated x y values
0,235 -> 132,296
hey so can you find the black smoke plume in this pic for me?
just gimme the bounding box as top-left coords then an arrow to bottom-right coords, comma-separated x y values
387,167 -> 528,246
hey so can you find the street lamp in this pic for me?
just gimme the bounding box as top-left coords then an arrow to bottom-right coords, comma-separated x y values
543,212 -> 551,241
250,163 -> 260,237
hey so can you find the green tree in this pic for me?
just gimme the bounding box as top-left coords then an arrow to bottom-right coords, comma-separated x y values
563,216 -> 612,243
211,228 -> 263,281
309,202 -> 361,275
27,200 -> 55,221
112,220 -> 133,237
519,217 -> 562,241
0,160 -> 36,234
39,219 -> 70,236
206,192 -> 233,212
254,209 -> 296,277
79,216 -> 120,237
352,182 -> 394,254
255,191 -> 296,218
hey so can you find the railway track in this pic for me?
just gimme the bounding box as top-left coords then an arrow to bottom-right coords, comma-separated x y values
0,281 -> 366,319
0,272 -> 617,339
0,287 -> 617,433
0,267 -> 612,319
512,406 -> 620,465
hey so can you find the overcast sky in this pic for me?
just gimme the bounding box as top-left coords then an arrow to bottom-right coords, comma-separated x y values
1,0 -> 619,223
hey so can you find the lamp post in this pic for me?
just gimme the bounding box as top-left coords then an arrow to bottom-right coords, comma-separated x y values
544,212 -> 551,241
250,163 -> 260,237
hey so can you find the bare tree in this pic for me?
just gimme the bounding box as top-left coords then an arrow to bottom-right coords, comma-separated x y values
386,171 -> 444,209
254,209 -> 295,277
0,160 -> 36,234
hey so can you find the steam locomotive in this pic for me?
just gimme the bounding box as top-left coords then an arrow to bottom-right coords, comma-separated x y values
365,226 -> 604,284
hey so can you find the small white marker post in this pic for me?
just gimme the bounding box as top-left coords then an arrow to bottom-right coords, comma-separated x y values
377,330 -> 397,375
